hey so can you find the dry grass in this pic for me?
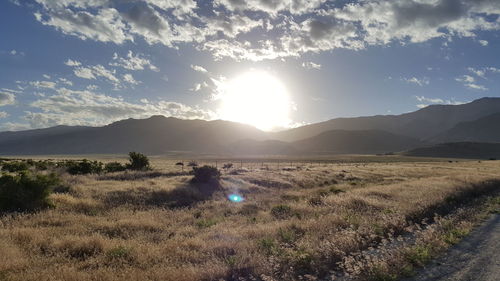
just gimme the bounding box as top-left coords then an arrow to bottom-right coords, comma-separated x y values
1,158 -> 499,281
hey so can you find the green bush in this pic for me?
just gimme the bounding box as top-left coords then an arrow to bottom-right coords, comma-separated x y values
271,204 -> 292,219
66,159 -> 103,175
191,165 -> 221,184
1,161 -> 29,172
33,160 -> 54,171
0,172 -> 61,212
104,162 -> 127,173
126,152 -> 151,171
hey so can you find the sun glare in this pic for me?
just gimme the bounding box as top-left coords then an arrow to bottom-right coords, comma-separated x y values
217,71 -> 291,131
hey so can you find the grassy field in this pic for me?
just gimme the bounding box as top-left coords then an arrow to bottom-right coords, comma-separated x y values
1,157 -> 499,281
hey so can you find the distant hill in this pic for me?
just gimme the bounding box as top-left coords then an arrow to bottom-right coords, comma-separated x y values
430,112 -> 500,143
403,142 -> 500,159
2,97 -> 500,156
272,97 -> 500,142
293,129 -> 423,154
0,116 -> 267,155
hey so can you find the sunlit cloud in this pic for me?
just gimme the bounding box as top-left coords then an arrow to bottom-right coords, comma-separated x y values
29,0 -> 500,61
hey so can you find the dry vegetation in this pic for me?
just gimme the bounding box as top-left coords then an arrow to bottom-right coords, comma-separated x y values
1,157 -> 499,281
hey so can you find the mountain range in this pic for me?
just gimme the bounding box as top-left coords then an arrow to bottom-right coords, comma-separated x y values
1,97 -> 500,157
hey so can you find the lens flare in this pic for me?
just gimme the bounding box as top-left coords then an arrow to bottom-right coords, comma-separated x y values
228,194 -> 244,202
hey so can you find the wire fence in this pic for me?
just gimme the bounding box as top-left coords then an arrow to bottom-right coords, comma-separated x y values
167,159 -> 371,172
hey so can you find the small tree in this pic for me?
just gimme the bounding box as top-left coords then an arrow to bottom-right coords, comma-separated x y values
1,161 -> 29,172
175,162 -> 184,171
66,159 -> 103,175
223,163 -> 233,170
126,152 -> 151,171
187,161 -> 198,167
0,172 -> 61,212
191,165 -> 221,184
104,162 -> 127,173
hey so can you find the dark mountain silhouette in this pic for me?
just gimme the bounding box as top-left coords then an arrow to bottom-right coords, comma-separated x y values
1,97 -> 500,156
430,112 -> 500,143
292,130 -> 423,154
404,142 -> 500,159
0,116 -> 267,155
272,97 -> 500,142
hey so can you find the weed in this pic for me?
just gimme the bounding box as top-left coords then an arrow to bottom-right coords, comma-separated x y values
271,204 -> 292,219
196,218 -> 218,228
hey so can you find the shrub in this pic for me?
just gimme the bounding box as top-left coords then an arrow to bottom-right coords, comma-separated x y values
191,165 -> 221,184
258,237 -> 278,256
223,163 -> 233,170
187,160 -> 198,167
104,162 -> 127,173
107,246 -> 132,260
196,218 -> 218,228
126,152 -> 151,171
34,160 -> 53,171
1,161 -> 29,172
0,172 -> 61,212
66,159 -> 103,175
271,204 -> 292,219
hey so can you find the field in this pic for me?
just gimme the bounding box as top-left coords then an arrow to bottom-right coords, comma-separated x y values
1,156 -> 499,281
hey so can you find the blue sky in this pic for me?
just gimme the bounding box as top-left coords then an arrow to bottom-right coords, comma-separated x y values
1,0 -> 499,131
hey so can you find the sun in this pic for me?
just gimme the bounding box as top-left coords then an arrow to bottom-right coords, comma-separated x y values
217,71 -> 291,131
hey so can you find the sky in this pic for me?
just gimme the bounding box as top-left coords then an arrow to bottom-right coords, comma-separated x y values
0,0 -> 500,132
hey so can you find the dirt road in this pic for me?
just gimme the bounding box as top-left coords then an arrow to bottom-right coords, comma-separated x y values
407,214 -> 500,281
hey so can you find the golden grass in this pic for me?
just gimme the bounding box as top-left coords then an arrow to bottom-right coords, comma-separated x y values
0,158 -> 499,280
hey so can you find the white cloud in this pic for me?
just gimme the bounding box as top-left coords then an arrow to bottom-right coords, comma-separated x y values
467,67 -> 486,78
110,51 -> 159,72
68,63 -> 120,85
455,66 -> 500,90
0,92 -> 16,106
123,73 -> 140,85
334,0 -> 500,45
87,84 -> 99,90
91,65 -> 119,83
30,80 -> 57,89
190,81 -> 209,92
214,0 -> 326,15
479,40 -> 489,46
30,0 -> 500,61
34,7 -> 132,44
415,96 -> 466,108
465,83 -> 488,91
7,49 -> 25,56
64,59 -> 81,66
455,74 -> 487,90
0,122 -> 31,131
58,77 -> 74,86
0,111 -> 8,118
73,66 -> 96,79
190,64 -> 208,73
302,61 -> 321,70
43,74 -> 51,79
402,77 -> 430,86
26,87 -> 214,128
202,13 -> 264,38
1,88 -> 22,94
